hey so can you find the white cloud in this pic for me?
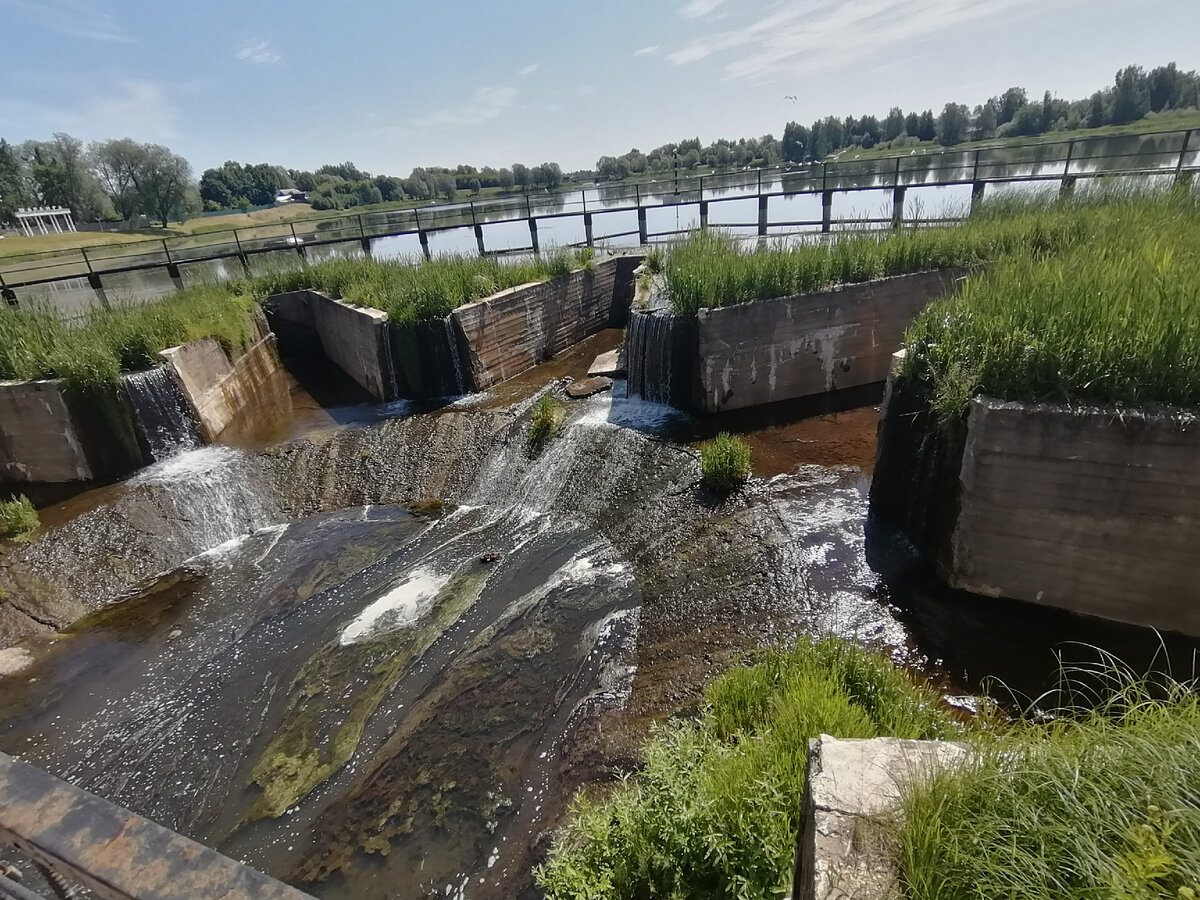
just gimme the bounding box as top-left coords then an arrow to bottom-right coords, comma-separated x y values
1,0 -> 133,43
668,0 -> 1046,81
633,45 -> 661,56
415,86 -> 518,128
679,0 -> 726,18
518,63 -> 541,77
0,78 -> 177,142
237,40 -> 282,65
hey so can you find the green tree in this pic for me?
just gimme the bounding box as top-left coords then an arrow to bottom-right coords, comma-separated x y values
883,107 -> 906,142
998,87 -> 1028,125
916,110 -> 937,142
540,162 -> 563,189
0,139 -> 28,225
137,144 -> 195,227
90,138 -> 148,221
512,162 -> 530,190
782,121 -> 808,162
1110,65 -> 1150,124
904,111 -> 920,137
937,103 -> 970,145
498,167 -> 515,190
974,100 -> 999,139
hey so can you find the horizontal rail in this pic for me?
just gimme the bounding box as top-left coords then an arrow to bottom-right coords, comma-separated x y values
2,147 -> 1196,301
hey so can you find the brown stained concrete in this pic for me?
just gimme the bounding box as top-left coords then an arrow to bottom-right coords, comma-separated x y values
738,406 -> 880,476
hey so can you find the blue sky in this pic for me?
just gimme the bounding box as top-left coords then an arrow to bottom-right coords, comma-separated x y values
1,0 -> 1197,176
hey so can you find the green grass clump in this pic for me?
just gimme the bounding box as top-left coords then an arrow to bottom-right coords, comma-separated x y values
527,394 -> 565,449
0,287 -> 257,390
0,495 -> 39,540
699,432 -> 752,492
901,668 -> 1200,900
245,249 -> 587,324
902,184 -> 1200,419
537,637 -> 956,900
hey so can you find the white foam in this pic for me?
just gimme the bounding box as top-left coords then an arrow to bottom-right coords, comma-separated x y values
339,567 -> 449,645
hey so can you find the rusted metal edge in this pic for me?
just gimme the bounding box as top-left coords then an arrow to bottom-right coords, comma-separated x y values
0,752 -> 315,900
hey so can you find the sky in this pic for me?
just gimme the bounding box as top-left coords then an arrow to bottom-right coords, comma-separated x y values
1,0 -> 1198,177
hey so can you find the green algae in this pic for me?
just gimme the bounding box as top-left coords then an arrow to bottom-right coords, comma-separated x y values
245,565 -> 491,822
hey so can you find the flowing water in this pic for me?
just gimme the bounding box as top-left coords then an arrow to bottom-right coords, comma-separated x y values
123,366 -> 203,462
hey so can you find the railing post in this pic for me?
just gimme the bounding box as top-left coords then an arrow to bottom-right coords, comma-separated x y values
584,213 -> 595,248
163,239 -> 184,289
699,200 -> 709,230
80,246 -> 94,274
357,214 -> 372,256
821,190 -> 833,233
757,194 -> 769,236
526,195 -> 539,254
892,186 -> 906,228
1176,129 -> 1195,183
233,229 -> 251,275
414,209 -> 431,260
637,207 -> 649,245
970,149 -> 985,214
0,272 -> 17,309
290,222 -> 307,261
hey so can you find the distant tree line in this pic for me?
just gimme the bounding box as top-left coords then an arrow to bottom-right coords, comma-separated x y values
592,135 -> 785,181
198,159 -> 567,212
0,134 -> 194,227
779,62 -> 1200,162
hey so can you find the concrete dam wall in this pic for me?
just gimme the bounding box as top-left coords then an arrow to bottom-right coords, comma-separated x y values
0,312 -> 286,501
627,268 -> 968,414
869,368 -> 1200,638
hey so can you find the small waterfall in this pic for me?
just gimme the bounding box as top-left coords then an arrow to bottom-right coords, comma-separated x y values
124,366 -> 202,462
443,315 -> 470,395
131,446 -> 280,553
627,309 -> 692,408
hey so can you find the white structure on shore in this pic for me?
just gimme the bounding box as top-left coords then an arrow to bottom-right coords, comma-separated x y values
14,207 -> 77,236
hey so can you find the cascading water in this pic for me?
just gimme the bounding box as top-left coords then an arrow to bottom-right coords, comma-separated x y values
626,309 -> 693,408
123,366 -> 202,462
443,314 -> 470,395
129,446 -> 281,552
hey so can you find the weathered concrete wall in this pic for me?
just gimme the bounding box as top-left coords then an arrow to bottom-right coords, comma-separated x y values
796,735 -> 966,900
948,397 -> 1200,636
453,260 -> 621,389
161,334 -> 288,443
0,380 -> 93,485
870,374 -> 1200,637
264,290 -> 394,401
696,269 -> 967,413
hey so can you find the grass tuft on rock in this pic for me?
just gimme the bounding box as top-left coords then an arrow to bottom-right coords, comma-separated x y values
536,637 -> 957,900
527,394 -> 565,450
699,432 -> 752,492
900,665 -> 1200,900
0,495 -> 38,540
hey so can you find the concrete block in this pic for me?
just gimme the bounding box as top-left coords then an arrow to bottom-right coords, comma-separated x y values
0,380 -> 93,484
797,735 -> 967,900
161,336 -> 286,442
949,397 -> 1200,635
305,291 -> 394,401
695,269 -> 967,413
588,349 -> 625,378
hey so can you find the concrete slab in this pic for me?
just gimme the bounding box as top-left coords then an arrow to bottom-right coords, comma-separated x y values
796,735 -> 967,900
565,376 -> 614,399
588,349 -> 626,378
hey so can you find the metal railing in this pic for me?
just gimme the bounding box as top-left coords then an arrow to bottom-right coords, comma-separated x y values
2,126 -> 1196,308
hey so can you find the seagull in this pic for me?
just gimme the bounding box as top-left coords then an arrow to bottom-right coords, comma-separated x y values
784,95 -> 798,103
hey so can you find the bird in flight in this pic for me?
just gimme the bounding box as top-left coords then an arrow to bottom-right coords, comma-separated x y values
784,95 -> 798,103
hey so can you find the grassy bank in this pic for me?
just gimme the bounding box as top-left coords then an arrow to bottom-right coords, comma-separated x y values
0,287 -> 256,388
245,250 -> 586,323
901,185 -> 1200,419
536,637 -> 959,899
901,669 -> 1200,900
662,198 -> 1093,316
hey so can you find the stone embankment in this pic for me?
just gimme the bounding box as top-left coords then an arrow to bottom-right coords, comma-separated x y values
870,357 -> 1200,637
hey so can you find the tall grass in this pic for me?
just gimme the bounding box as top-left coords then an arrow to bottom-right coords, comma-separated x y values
699,432 -> 752,492
244,249 -> 583,324
901,663 -> 1200,900
0,287 -> 257,389
0,495 -> 38,540
536,637 -> 957,900
902,184 -> 1200,418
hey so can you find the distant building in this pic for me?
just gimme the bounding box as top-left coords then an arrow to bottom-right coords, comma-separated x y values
15,206 -> 76,236
274,189 -> 307,204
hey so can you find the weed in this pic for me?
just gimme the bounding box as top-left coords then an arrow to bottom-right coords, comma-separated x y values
527,394 -> 564,449
699,433 -> 752,492
536,637 -> 957,900
0,495 -> 38,540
